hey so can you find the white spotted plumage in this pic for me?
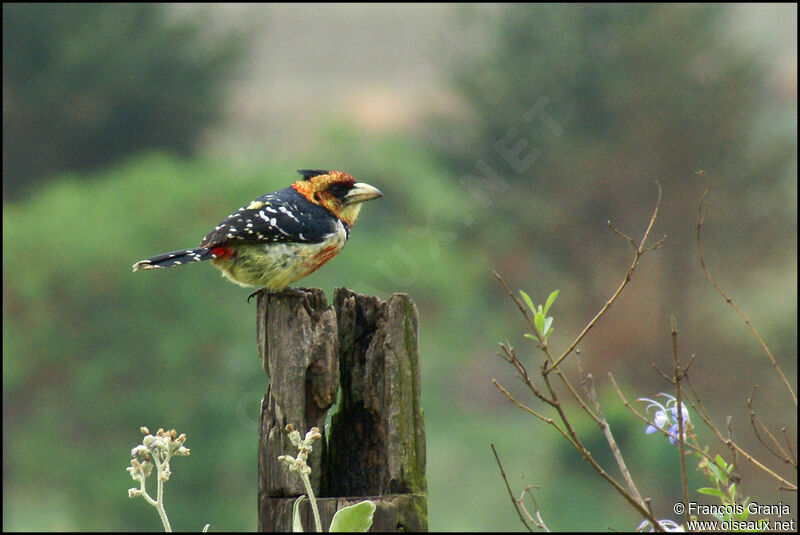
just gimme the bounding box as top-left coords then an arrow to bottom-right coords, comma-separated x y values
132,170 -> 382,292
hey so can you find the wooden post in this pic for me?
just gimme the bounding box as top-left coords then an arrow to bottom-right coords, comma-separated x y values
257,288 -> 340,500
257,288 -> 427,532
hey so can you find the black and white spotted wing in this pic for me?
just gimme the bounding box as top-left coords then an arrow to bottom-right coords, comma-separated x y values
199,186 -> 346,249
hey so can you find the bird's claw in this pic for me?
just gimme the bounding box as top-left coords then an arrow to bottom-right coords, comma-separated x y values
247,288 -> 266,304
283,288 -> 314,315
282,287 -> 309,300
247,287 -> 312,314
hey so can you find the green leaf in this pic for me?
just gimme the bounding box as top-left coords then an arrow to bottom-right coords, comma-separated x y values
697,487 -> 727,499
329,500 -> 376,532
714,454 -> 728,471
524,333 -> 538,341
534,313 -> 544,335
542,317 -> 553,337
739,498 -> 750,520
292,495 -> 306,532
519,290 -> 536,315
543,290 -> 559,314
706,462 -> 723,482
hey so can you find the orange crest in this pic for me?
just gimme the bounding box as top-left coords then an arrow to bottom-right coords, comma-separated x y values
291,171 -> 357,223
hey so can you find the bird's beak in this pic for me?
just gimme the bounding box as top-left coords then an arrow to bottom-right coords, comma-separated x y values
345,182 -> 383,204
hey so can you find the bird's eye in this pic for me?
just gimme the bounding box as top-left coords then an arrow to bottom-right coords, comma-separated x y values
328,184 -> 349,198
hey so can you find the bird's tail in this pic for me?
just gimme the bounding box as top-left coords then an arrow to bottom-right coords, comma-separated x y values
132,247 -> 216,271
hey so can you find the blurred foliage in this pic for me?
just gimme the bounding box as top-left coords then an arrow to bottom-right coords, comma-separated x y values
3,3 -> 248,198
0,146 -> 671,532
423,4 -> 796,529
428,2 -> 797,383
2,143 -> 497,531
2,4 -> 797,532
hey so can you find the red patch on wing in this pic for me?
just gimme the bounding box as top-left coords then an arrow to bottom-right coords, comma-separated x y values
210,246 -> 236,260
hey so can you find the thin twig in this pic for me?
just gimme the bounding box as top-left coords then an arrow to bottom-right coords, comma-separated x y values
536,372 -> 661,527
726,417 -> 739,477
496,370 -> 661,527
546,182 -> 665,373
498,343 -> 554,407
670,316 -> 690,525
492,379 -> 577,449
491,185 -> 674,530
491,443 -> 534,532
747,386 -> 795,466
782,429 -> 798,467
494,272 -> 601,425
681,375 -> 797,490
580,365 -> 644,504
697,185 -> 796,407
518,485 -> 550,531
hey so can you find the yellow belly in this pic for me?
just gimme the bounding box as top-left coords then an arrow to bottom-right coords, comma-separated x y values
211,231 -> 347,290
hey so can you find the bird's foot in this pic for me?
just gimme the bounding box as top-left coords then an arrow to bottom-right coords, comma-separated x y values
247,288 -> 266,304
248,287 -> 312,314
281,287 -> 309,300
283,287 -> 314,315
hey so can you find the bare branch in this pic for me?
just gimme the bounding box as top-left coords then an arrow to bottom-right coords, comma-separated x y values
536,373 -> 660,526
491,443 -> 534,532
681,375 -> 797,490
607,219 -> 636,250
747,386 -> 796,467
494,272 -> 601,424
579,364 -> 645,504
651,363 -> 673,383
670,316 -> 690,525
498,343 -> 554,406
546,182 -> 664,373
518,485 -> 550,531
782,429 -> 798,467
492,379 -> 576,448
696,185 -> 796,407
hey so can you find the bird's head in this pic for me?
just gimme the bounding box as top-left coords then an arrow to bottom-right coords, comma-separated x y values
292,169 -> 383,226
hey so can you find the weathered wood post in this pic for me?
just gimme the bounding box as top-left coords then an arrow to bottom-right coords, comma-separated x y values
257,287 -> 427,532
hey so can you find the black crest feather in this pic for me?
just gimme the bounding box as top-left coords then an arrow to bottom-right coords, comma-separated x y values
297,169 -> 329,181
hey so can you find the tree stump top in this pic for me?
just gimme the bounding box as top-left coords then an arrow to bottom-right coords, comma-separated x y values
257,288 -> 427,531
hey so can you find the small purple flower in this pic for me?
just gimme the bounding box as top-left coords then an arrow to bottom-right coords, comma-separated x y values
638,397 -> 669,432
638,393 -> 691,446
667,424 -> 680,445
670,402 -> 690,423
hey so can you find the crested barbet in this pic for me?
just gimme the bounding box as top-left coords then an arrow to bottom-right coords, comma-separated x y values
132,170 -> 382,295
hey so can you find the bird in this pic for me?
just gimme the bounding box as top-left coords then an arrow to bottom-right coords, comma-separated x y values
132,169 -> 382,299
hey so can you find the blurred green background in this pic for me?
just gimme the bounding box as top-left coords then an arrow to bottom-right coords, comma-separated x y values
3,4 -> 796,531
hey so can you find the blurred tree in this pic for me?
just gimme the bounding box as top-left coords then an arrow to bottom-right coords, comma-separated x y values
427,6 -> 796,528
431,4 -> 796,365
2,3 -> 248,198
